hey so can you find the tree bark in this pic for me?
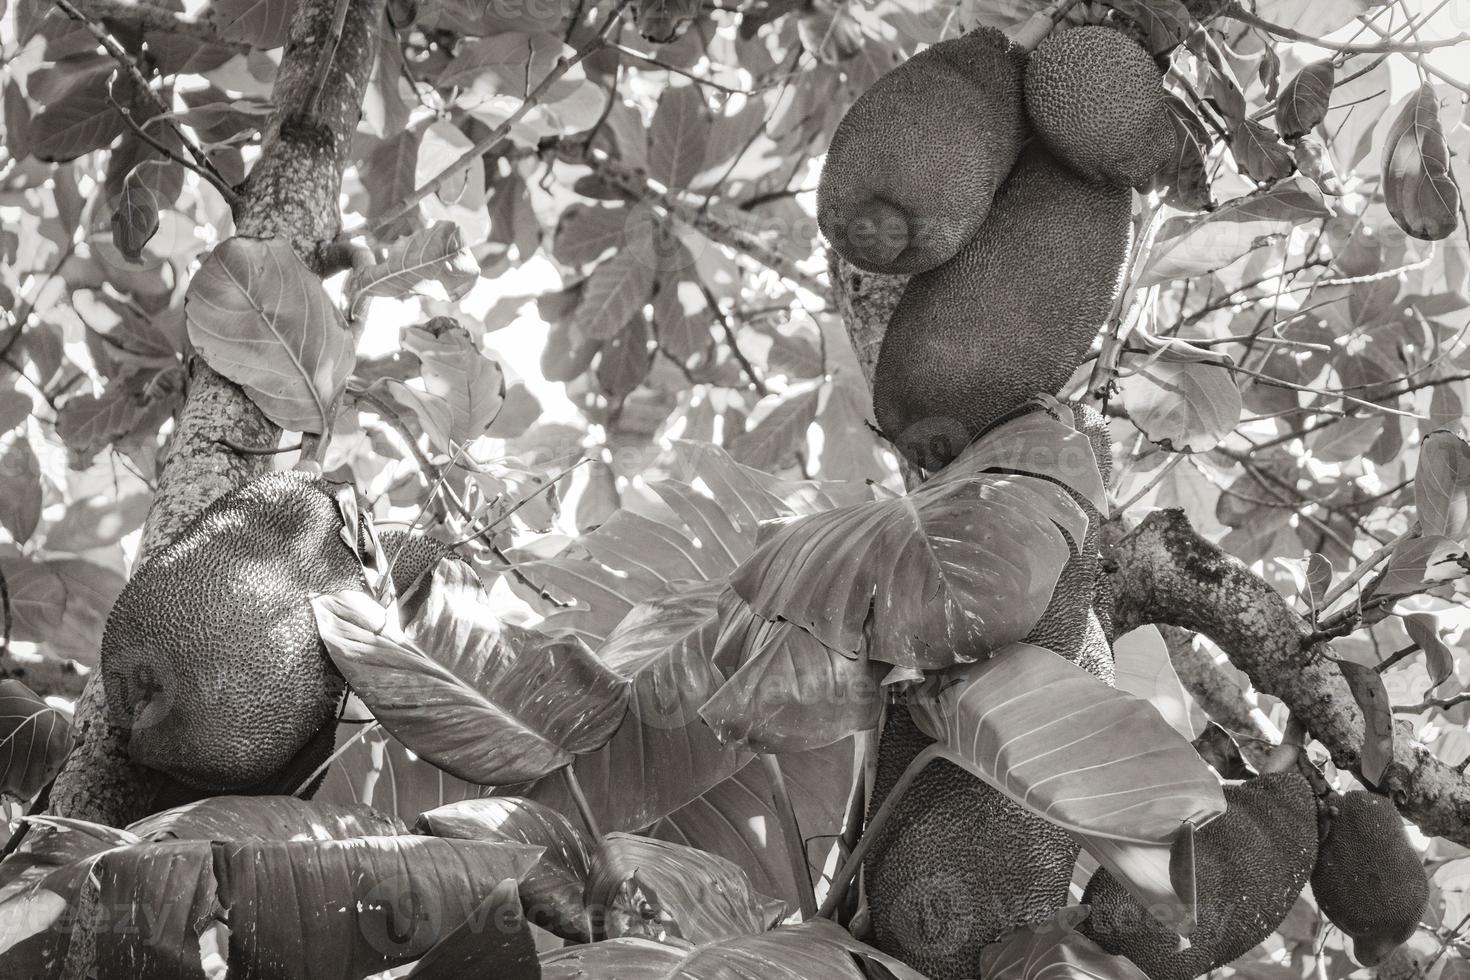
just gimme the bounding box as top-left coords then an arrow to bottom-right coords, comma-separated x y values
1105,509 -> 1470,845
47,0 -> 387,827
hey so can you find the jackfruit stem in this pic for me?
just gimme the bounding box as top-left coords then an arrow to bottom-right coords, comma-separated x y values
816,741 -> 946,919
1010,0 -> 1082,51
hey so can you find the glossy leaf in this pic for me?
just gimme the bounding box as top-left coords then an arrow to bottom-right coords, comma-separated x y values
981,913 -> 1152,979
540,919 -> 928,979
312,566 -> 630,785
94,835 -> 541,980
129,795 -> 404,842
585,834 -> 785,944
730,410 -> 1100,669
910,643 -> 1226,843
700,588 -> 880,753
527,580 -> 751,833
406,878 -> 539,979
185,236 -> 353,433
519,442 -> 868,643
651,738 -> 854,912
416,797 -> 594,942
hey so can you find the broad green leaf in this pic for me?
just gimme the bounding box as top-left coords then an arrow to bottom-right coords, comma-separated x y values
312,567 -> 630,785
1415,429 -> 1470,540
730,411 -> 1099,669
540,919 -> 928,979
1382,82 -> 1460,241
909,643 -> 1225,842
700,589 -> 880,753
416,797 -> 594,942
0,680 -> 72,799
185,237 -> 353,433
347,222 -> 479,318
585,834 -> 784,944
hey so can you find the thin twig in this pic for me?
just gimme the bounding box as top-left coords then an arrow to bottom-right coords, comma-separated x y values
1224,1 -> 1469,53
356,389 -> 571,607
371,0 -> 632,236
702,283 -> 768,395
54,0 -> 237,203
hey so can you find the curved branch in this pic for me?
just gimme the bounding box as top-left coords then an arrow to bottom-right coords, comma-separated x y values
1105,509 -> 1470,845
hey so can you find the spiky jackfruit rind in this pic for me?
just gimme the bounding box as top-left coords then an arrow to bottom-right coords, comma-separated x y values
1311,790 -> 1429,967
871,146 -> 1131,471
1023,25 -> 1177,188
863,706 -> 1080,980
817,27 -> 1027,275
101,473 -> 456,792
1080,771 -> 1319,980
864,408 -> 1114,978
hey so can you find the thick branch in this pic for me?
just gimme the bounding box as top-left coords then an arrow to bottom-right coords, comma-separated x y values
1156,624 -> 1277,771
74,0 -> 239,48
1106,509 -> 1470,845
46,0 -> 386,828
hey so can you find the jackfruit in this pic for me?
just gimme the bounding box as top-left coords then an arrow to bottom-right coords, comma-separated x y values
817,27 -> 1027,275
1080,770 -> 1319,980
1023,26 -> 1177,188
1312,790 -> 1429,967
863,706 -> 1079,980
862,405 -> 1114,979
101,472 -> 452,792
871,145 -> 1131,470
